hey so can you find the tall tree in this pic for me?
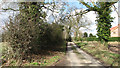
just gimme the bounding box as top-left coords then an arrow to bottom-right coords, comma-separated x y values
79,1 -> 118,43
83,32 -> 88,37
72,10 -> 91,39
89,33 -> 93,37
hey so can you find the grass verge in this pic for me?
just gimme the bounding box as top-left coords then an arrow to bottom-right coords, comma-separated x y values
75,42 -> 120,66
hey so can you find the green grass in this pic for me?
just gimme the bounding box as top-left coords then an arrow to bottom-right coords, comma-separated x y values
25,56 -> 60,66
75,42 -> 120,66
40,56 -> 60,66
75,42 -> 88,47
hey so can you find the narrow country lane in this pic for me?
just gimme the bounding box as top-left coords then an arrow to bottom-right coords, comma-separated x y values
66,42 -> 104,67
55,42 -> 105,67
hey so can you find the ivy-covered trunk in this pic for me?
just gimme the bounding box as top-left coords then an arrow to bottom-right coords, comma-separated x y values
96,2 -> 113,44
80,2 -> 116,44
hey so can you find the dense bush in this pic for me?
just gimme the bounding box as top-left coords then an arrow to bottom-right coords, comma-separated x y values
86,37 -> 99,41
2,2 -> 65,65
4,16 -> 44,64
74,37 -> 99,41
3,20 -> 65,65
76,37 -> 120,42
80,37 -> 99,41
108,37 -> 120,42
37,23 -> 64,48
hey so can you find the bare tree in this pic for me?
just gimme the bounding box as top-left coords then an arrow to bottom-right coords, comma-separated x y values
70,10 -> 91,40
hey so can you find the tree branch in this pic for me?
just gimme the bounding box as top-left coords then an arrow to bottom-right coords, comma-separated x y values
2,8 -> 19,11
79,1 -> 91,9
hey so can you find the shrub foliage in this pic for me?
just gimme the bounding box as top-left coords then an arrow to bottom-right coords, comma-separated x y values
2,2 -> 65,65
76,37 -> 120,42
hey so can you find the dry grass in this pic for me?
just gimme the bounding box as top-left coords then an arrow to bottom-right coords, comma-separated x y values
75,42 -> 120,66
108,42 -> 120,45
